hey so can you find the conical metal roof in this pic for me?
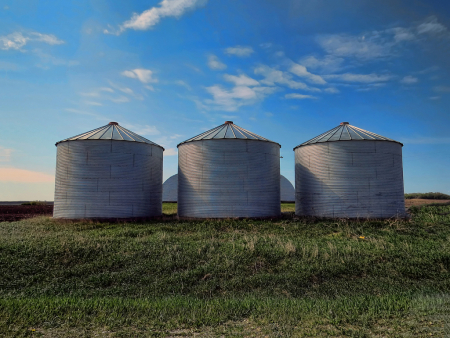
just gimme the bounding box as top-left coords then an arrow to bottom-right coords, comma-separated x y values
294,122 -> 402,150
177,121 -> 280,147
56,122 -> 164,149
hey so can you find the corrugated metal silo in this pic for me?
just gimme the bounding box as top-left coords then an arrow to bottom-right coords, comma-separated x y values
294,122 -> 405,218
53,122 -> 164,219
280,175 -> 295,202
163,174 -> 178,202
177,121 -> 281,218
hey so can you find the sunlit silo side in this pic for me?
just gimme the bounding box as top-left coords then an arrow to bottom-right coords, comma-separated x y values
294,122 -> 405,218
53,122 -> 164,219
177,121 -> 281,218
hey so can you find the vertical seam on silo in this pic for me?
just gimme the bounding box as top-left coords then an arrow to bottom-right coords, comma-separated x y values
109,191 -> 111,205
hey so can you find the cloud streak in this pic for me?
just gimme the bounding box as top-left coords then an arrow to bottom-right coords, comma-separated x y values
122,68 -> 158,83
207,55 -> 226,70
0,31 -> 64,50
106,0 -> 207,35
225,46 -> 254,57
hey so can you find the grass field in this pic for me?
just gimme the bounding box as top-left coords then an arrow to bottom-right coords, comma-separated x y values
1,203 -> 450,337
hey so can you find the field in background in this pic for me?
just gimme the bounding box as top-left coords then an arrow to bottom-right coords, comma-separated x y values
405,199 -> 450,208
1,204 -> 450,337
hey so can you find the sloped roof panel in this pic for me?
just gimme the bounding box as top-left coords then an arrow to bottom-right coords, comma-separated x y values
56,122 -> 164,149
178,121 -> 280,147
294,122 -> 402,149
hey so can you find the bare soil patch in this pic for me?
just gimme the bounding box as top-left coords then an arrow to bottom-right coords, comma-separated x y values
0,205 -> 53,222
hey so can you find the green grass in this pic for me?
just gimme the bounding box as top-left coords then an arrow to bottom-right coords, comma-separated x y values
405,192 -> 450,200
1,203 -> 450,337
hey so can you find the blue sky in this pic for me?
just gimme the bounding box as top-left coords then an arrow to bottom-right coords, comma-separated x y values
1,0 -> 449,200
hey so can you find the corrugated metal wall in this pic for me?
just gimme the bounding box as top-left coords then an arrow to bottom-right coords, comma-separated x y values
280,175 -> 295,202
53,140 -> 163,218
178,139 -> 280,218
163,174 -> 178,202
295,140 -> 405,218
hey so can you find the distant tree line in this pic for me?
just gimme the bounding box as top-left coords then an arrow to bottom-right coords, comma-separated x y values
405,192 -> 450,200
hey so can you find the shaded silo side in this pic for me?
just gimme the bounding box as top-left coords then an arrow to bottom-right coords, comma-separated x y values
53,122 -> 164,219
294,122 -> 405,218
163,174 -> 178,202
177,121 -> 281,218
280,175 -> 295,202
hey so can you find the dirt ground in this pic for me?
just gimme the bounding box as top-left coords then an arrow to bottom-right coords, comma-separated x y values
0,200 -> 448,222
405,199 -> 450,208
0,205 -> 53,222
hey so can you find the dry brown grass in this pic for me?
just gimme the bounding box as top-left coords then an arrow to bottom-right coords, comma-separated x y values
405,199 -> 450,208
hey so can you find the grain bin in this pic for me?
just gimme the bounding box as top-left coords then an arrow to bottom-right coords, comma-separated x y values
294,122 -> 405,218
280,175 -> 295,202
163,174 -> 178,202
53,122 -> 164,219
177,121 -> 281,218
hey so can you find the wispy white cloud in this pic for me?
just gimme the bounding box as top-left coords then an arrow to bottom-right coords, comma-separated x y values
109,96 -> 130,103
434,86 -> 450,93
324,73 -> 393,83
0,31 -> 64,51
164,148 -> 178,156
106,0 -> 207,35
204,84 -> 277,111
223,74 -> 259,86
289,63 -> 326,84
417,16 -> 447,35
121,68 -> 158,83
316,33 -> 392,59
207,55 -> 226,70
224,45 -> 254,57
400,75 -> 418,84
315,17 -> 448,62
84,101 -> 103,106
324,87 -> 339,93
254,65 -> 321,92
33,49 -> 79,68
299,55 -> 344,73
429,96 -> 440,100
285,93 -> 317,100
0,146 -> 13,162
174,80 -> 191,90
